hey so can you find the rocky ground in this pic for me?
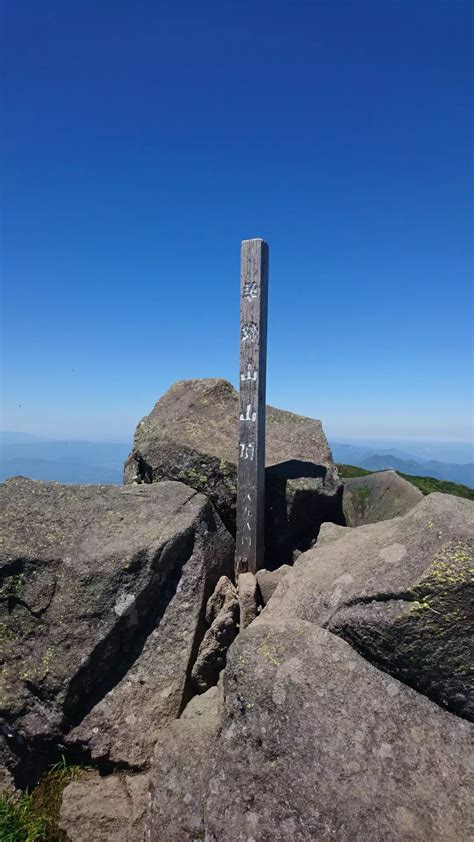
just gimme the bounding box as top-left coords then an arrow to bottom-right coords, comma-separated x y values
1,379 -> 472,841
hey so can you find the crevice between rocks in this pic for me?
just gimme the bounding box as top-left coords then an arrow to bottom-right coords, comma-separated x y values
321,588 -> 415,631
179,507 -> 238,713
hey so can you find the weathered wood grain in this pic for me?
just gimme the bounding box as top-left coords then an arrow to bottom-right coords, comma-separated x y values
235,238 -> 269,575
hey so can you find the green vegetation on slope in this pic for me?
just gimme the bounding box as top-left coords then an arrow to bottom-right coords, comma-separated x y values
336,464 -> 474,502
0,758 -> 89,842
398,472 -> 474,501
336,464 -> 372,478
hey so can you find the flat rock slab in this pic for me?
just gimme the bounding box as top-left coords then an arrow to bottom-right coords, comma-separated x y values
123,379 -> 343,549
62,687 -> 224,842
266,493 -> 474,719
343,470 -> 423,526
149,685 -> 223,840
59,771 -> 149,842
0,477 -> 233,783
148,616 -> 473,841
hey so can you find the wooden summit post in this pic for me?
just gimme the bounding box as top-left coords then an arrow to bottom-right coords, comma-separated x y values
235,238 -> 269,576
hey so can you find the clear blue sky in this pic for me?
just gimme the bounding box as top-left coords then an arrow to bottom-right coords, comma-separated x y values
1,0 -> 472,442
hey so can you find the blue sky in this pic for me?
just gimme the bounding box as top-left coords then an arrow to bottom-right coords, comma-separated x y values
1,0 -> 472,443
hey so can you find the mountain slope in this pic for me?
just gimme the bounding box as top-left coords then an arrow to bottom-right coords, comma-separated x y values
331,442 -> 473,488
336,464 -> 474,502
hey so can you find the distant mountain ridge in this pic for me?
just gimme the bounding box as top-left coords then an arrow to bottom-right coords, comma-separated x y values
0,434 -> 473,489
330,442 -> 474,488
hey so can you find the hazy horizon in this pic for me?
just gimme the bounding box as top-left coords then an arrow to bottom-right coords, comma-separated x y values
2,428 -> 472,466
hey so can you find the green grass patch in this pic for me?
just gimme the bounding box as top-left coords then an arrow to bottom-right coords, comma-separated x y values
0,757 -> 89,842
336,463 -> 372,478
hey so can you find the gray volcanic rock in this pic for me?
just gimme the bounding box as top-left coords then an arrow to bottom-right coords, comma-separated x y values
0,739 -> 15,794
205,575 -> 237,624
343,469 -> 423,526
266,493 -> 474,719
316,520 -> 348,545
191,578 -> 239,693
149,684 -> 223,840
124,379 -> 343,557
256,564 -> 291,605
148,615 -> 473,841
0,477 -> 233,784
238,571 -> 259,629
59,771 -> 149,842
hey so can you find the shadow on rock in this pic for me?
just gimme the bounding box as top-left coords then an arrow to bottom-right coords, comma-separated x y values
265,460 -> 346,568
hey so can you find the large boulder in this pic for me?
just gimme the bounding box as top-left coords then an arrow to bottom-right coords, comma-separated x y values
343,469 -> 423,526
124,378 -> 344,561
148,614 -> 473,841
0,477 -> 233,787
146,491 -> 473,840
266,493 -> 474,720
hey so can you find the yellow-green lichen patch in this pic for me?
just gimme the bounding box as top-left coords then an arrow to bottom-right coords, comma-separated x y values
262,635 -> 281,667
339,538 -> 474,718
415,541 -> 473,595
176,468 -> 209,491
379,539 -> 474,712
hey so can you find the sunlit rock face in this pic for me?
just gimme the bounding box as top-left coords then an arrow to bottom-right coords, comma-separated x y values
124,378 -> 344,562
0,476 -> 233,786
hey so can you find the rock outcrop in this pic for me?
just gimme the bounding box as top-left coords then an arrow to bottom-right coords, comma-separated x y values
5,417 -> 473,842
343,469 -> 423,526
124,379 -> 344,560
0,477 -> 233,786
145,492 -> 474,841
148,615 -> 473,841
266,493 -> 474,719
